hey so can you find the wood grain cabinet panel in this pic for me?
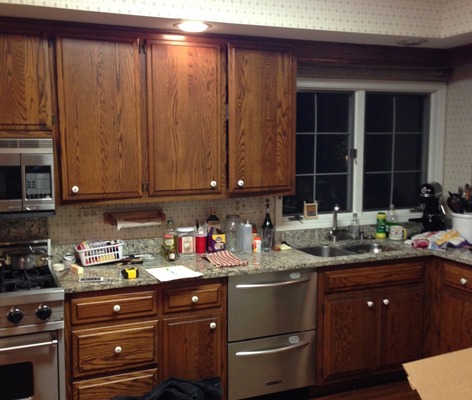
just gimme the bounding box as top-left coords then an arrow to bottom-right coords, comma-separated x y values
72,368 -> 158,400
72,320 -> 158,378
163,283 -> 222,313
55,34 -> 143,201
146,39 -> 226,197
227,43 -> 296,196
70,291 -> 158,325
0,32 -> 54,135
318,262 -> 425,383
440,261 -> 472,353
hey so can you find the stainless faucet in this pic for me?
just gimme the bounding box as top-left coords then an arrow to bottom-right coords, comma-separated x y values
329,204 -> 341,242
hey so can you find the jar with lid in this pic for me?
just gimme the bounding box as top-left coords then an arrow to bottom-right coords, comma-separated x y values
224,214 -> 240,252
177,227 -> 196,255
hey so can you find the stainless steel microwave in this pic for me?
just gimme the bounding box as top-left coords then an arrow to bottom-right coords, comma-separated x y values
0,139 -> 55,216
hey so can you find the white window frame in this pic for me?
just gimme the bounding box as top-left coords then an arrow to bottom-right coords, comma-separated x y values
276,78 -> 447,231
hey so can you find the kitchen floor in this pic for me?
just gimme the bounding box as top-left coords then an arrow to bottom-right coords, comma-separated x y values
310,380 -> 421,400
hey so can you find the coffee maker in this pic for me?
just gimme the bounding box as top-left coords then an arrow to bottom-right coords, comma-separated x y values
410,182 -> 446,232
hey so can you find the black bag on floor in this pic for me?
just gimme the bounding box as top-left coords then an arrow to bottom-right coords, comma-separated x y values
111,377 -> 222,400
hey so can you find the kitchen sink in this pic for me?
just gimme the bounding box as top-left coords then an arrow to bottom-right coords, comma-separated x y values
341,243 -> 394,254
298,245 -> 353,257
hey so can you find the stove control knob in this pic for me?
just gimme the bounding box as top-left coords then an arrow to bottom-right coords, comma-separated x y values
36,304 -> 52,321
7,308 -> 24,324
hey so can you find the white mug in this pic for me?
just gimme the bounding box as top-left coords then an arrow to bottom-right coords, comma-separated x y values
389,225 -> 407,241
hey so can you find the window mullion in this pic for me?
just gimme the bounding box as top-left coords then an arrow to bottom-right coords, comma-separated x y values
352,91 -> 365,215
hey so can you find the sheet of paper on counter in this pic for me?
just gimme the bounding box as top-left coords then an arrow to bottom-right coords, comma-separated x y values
146,266 -> 203,282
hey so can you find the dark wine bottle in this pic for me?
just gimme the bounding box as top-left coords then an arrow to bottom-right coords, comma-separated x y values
261,199 -> 274,251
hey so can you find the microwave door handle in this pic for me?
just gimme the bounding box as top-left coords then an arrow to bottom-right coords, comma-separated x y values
235,340 -> 309,356
235,277 -> 311,289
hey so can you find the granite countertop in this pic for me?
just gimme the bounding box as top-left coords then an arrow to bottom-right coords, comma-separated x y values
53,240 -> 472,295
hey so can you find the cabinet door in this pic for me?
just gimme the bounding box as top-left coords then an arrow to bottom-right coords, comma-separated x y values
227,44 -> 295,195
146,40 -> 226,197
379,285 -> 424,368
440,287 -> 472,353
322,290 -> 376,380
0,32 -> 53,135
161,313 -> 224,382
56,35 -> 143,201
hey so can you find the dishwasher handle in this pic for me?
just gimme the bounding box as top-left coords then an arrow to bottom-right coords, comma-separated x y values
235,277 -> 310,289
235,340 -> 309,356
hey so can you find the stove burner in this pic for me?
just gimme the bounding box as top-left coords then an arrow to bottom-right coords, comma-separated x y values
0,266 -> 56,292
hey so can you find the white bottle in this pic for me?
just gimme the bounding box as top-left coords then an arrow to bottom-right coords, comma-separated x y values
242,220 -> 253,253
350,213 -> 360,240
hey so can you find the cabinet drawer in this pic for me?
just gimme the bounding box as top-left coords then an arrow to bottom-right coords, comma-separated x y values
324,262 -> 424,292
163,283 -> 222,313
70,291 -> 157,325
442,262 -> 472,294
72,321 -> 158,378
72,368 -> 158,400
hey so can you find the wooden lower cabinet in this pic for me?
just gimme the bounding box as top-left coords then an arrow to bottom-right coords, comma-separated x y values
72,369 -> 158,400
66,280 -> 227,400
161,313 -> 224,381
317,261 -> 425,384
440,260 -> 472,353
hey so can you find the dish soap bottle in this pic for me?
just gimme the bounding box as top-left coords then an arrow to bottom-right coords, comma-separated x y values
350,213 -> 360,240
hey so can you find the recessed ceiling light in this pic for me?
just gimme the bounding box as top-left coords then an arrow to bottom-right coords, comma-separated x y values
174,21 -> 211,33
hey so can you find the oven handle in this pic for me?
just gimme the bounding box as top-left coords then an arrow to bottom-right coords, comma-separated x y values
235,277 -> 310,289
0,338 -> 58,353
235,340 -> 309,356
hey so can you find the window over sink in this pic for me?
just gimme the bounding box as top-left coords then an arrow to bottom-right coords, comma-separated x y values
277,78 -> 446,230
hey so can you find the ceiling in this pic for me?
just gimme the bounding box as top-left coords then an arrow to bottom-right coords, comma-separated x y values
1,3 -> 472,50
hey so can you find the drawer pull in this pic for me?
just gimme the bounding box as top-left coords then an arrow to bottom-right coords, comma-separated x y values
460,278 -> 468,286
209,322 -> 217,330
113,305 -> 121,313
114,346 -> 122,354
383,299 -> 390,306
367,301 -> 374,308
192,296 -> 199,303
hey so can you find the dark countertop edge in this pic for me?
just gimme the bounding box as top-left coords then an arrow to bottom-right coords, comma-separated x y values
54,244 -> 472,295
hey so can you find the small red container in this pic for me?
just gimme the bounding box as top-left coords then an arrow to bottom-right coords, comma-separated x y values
195,233 -> 207,254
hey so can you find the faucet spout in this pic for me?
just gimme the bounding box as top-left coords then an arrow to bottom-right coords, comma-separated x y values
329,204 -> 341,242
332,204 -> 340,231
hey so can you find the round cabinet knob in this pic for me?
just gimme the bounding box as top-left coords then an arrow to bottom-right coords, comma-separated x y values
192,296 -> 199,303
36,304 -> 52,321
383,299 -> 390,306
210,180 -> 217,188
367,301 -> 374,308
460,278 -> 468,286
237,180 -> 245,188
114,346 -> 122,354
209,322 -> 217,330
71,185 -> 80,194
113,304 -> 121,313
7,308 -> 24,324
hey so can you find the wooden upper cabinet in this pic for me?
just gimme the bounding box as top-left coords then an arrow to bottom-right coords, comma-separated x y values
55,35 -> 144,201
146,40 -> 226,197
227,43 -> 296,196
0,32 -> 54,135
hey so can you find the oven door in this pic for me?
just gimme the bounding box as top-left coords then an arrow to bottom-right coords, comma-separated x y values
0,154 -> 22,212
0,330 -> 60,400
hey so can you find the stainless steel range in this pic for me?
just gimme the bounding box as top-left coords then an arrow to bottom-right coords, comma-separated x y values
0,239 -> 65,400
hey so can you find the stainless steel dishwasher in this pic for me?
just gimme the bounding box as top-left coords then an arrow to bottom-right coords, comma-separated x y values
227,269 -> 317,399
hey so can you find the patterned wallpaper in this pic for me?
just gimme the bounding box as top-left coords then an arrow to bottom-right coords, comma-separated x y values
443,64 -> 472,194
0,0 -> 471,40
